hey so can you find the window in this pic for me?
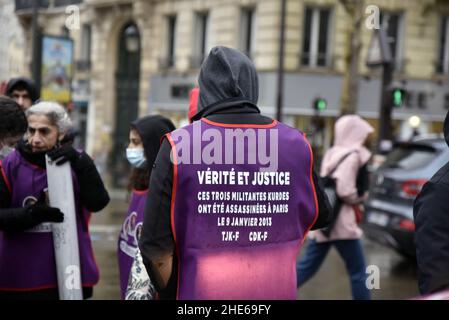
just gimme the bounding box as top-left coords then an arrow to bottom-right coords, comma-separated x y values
54,0 -> 82,6
438,16 -> 449,74
76,24 -> 91,71
301,7 -> 331,68
166,15 -> 177,68
444,93 -> 449,109
240,7 -> 256,58
380,12 -> 404,71
82,24 -> 91,60
192,12 -> 210,68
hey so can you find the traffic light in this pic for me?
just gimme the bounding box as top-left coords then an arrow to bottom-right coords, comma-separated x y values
313,98 -> 327,111
391,88 -> 406,108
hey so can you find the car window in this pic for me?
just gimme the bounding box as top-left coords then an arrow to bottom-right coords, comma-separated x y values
380,145 -> 438,170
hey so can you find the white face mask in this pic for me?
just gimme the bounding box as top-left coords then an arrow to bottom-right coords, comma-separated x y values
126,148 -> 147,168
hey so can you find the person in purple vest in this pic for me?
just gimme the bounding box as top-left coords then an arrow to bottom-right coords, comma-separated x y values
117,115 -> 175,299
1,96 -> 60,231
0,101 -> 110,299
139,46 -> 332,300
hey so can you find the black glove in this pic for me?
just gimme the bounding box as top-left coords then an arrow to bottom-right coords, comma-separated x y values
27,191 -> 64,224
28,202 -> 64,224
47,144 -> 80,166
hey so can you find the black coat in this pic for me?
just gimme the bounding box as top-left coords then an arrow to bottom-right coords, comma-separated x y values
414,111 -> 449,294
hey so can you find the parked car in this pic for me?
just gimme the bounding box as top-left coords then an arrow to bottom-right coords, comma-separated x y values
362,136 -> 449,258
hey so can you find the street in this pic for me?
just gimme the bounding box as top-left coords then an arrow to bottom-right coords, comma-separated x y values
89,194 -> 419,300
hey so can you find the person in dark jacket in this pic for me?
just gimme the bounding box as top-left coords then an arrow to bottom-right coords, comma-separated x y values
0,101 -> 110,299
414,110 -> 449,294
139,46 -> 332,299
5,77 -> 39,110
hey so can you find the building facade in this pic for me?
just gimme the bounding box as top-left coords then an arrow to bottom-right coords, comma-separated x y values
0,0 -> 26,91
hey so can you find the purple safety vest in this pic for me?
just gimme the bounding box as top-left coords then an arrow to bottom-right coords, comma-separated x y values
0,150 -> 99,291
167,118 -> 318,300
117,189 -> 147,299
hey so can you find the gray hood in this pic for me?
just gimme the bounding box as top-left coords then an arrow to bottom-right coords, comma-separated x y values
193,46 -> 259,121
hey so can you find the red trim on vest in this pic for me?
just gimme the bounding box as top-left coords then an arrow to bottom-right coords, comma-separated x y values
201,118 -> 278,129
28,163 -> 45,171
165,133 -> 181,300
132,189 -> 149,196
0,160 -> 12,194
301,136 -> 320,246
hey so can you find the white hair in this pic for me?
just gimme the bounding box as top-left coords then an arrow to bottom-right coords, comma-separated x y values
25,101 -> 72,133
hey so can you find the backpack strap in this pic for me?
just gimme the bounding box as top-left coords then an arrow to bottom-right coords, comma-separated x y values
327,151 -> 357,177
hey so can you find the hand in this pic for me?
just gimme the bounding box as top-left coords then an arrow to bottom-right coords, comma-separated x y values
28,203 -> 64,224
47,144 -> 79,166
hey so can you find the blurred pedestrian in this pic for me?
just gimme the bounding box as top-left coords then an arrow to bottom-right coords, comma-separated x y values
5,77 -> 39,111
296,115 -> 374,300
414,111 -> 449,294
188,87 -> 199,123
139,46 -> 331,300
117,115 -> 175,300
0,96 -> 27,160
0,102 -> 109,299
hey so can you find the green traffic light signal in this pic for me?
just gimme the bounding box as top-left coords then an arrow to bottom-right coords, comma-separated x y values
314,98 -> 327,111
392,88 -> 404,107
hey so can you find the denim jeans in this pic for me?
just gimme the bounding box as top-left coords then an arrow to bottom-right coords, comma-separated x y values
296,239 -> 371,300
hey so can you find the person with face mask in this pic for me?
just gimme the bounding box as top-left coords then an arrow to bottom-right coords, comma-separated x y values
117,115 -> 175,300
0,96 -> 63,231
0,96 -> 27,159
0,101 -> 110,299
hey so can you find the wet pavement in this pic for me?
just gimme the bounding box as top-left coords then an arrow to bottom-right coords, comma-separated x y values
298,239 -> 419,300
88,194 -> 420,300
89,193 -> 127,300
